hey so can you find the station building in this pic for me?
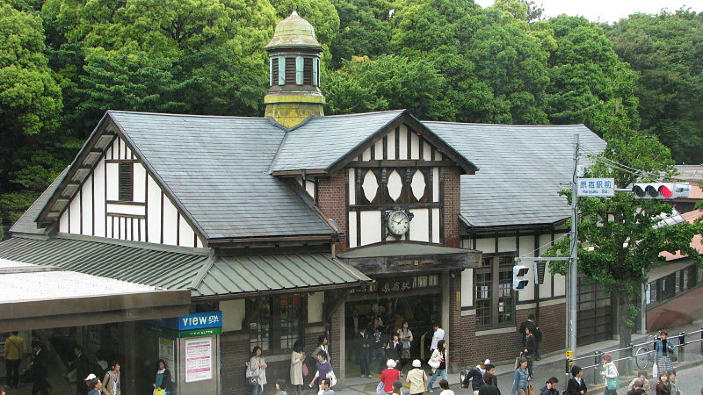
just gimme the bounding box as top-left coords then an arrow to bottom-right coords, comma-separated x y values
1,11 -> 607,394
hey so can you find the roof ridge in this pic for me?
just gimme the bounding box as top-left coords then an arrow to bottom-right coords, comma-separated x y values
109,110 -> 269,120
313,109 -> 406,119
424,120 -> 587,127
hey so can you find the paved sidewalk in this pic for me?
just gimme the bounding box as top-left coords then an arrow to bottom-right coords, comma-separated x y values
333,319 -> 703,394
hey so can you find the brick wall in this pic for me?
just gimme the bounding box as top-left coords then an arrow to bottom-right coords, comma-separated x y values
220,332 -> 252,394
449,301 -> 566,369
316,170 -> 348,253
441,167 -> 461,248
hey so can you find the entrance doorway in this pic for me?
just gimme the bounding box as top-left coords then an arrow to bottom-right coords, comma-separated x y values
345,291 -> 440,376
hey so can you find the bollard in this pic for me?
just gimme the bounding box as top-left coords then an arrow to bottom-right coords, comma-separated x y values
701,326 -> 703,356
678,332 -> 686,362
627,343 -> 634,377
594,351 -> 602,386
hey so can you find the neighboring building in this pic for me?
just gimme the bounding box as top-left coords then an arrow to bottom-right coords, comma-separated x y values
1,11 -> 608,394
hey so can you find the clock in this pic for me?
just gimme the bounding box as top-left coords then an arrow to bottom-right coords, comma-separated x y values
386,209 -> 413,236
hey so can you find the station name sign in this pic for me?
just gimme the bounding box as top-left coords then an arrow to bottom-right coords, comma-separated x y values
577,178 -> 614,197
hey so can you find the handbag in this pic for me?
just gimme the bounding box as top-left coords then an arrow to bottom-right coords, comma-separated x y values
606,377 -> 619,390
245,361 -> 259,386
302,361 -> 309,377
527,383 -> 534,395
153,389 -> 165,395
376,380 -> 385,394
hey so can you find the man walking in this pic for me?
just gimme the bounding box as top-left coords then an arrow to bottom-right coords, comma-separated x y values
30,341 -> 50,395
430,322 -> 445,352
4,331 -> 24,389
519,314 -> 541,360
64,345 -> 90,395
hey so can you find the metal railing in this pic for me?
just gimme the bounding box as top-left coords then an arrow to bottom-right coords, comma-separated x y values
564,326 -> 703,385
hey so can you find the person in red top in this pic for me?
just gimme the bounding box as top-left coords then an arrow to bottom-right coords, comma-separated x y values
380,359 -> 402,394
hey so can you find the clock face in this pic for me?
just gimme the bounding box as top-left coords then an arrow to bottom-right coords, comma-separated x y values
387,210 -> 410,236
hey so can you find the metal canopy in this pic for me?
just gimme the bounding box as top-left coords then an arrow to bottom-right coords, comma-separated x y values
0,259 -> 190,331
193,253 -> 371,297
337,242 -> 481,276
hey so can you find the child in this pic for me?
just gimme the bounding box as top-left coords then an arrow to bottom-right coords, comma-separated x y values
439,379 -> 454,395
275,379 -> 288,395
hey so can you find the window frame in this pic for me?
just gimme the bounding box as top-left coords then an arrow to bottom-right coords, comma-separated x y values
248,294 -> 306,354
118,162 -> 133,202
474,252 -> 517,329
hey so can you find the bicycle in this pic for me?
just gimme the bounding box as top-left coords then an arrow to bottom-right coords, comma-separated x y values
634,334 -> 660,370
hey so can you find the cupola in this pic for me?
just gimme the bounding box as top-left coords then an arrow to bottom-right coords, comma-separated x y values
264,10 -> 325,128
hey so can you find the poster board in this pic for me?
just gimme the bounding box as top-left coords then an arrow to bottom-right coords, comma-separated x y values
184,337 -> 213,383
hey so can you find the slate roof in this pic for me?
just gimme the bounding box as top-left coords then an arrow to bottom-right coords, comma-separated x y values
9,167 -> 68,235
270,110 -> 406,172
0,236 -> 209,290
109,112 -> 335,240
427,122 -> 606,228
193,253 -> 370,297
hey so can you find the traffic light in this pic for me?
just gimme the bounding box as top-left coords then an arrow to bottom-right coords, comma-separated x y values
513,265 -> 530,291
632,183 -> 690,199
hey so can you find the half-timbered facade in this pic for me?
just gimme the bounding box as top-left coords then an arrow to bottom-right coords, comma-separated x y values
1,10 -> 609,395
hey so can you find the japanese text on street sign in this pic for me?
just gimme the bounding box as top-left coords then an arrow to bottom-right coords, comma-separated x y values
577,178 -> 614,197
565,350 -> 574,359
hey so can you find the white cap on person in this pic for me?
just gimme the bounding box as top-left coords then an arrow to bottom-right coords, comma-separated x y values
84,373 -> 96,381
412,359 -> 422,368
386,359 -> 397,368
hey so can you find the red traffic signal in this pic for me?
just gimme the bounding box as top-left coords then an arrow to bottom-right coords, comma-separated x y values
632,183 -> 689,199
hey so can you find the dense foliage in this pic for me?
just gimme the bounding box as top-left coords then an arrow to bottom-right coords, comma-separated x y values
1,0 -> 702,228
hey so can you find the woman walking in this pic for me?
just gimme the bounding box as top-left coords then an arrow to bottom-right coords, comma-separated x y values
380,359 -> 402,394
248,346 -> 268,395
655,331 -> 675,375
427,340 -> 448,392
406,359 -> 427,395
102,361 -> 121,395
153,359 -> 174,395
511,358 -> 530,395
601,353 -> 618,395
290,341 -> 305,394
397,321 -> 413,370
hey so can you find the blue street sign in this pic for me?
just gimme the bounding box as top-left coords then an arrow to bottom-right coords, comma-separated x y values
577,178 -> 615,197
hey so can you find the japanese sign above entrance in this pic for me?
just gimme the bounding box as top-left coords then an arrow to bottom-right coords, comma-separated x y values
577,178 -> 615,197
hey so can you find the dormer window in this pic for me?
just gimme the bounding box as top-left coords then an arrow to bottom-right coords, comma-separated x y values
296,57 -> 304,85
118,162 -> 133,201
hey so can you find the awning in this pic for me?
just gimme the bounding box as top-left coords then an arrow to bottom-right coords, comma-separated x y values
337,242 -> 481,276
192,253 -> 371,297
0,259 -> 190,331
648,260 -> 696,282
0,236 -> 210,290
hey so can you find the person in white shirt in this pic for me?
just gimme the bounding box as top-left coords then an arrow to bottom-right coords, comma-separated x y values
439,379 -> 454,395
430,322 -> 445,351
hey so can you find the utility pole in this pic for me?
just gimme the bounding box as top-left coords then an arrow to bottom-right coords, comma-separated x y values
567,134 -> 580,358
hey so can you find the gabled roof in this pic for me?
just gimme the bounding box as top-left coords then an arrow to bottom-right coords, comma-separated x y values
270,110 -> 477,174
33,111 -> 336,241
110,112 -> 336,240
10,166 -> 68,235
428,122 -> 606,228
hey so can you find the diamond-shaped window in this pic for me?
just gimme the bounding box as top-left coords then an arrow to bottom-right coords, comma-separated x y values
411,170 -> 426,201
362,170 -> 379,202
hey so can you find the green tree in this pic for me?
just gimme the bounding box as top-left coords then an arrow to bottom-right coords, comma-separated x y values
608,10 -> 703,163
329,0 -> 393,68
0,4 -> 63,225
325,55 -> 454,120
547,15 -> 639,135
550,128 -> 703,347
